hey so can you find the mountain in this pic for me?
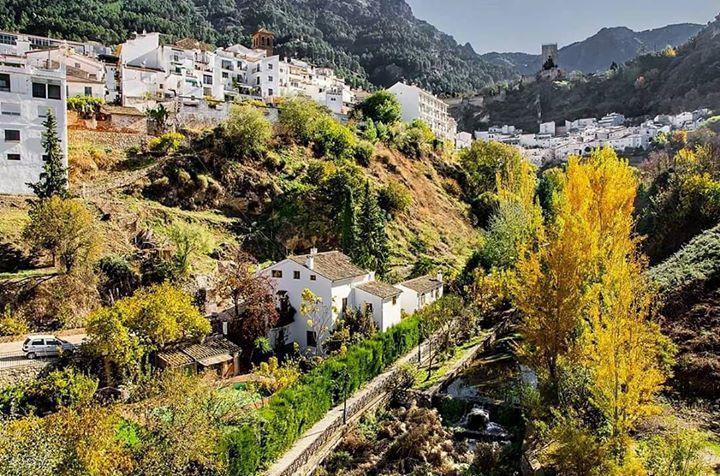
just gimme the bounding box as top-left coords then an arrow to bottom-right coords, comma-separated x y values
454,15 -> 720,133
0,0 -> 514,94
481,23 -> 704,75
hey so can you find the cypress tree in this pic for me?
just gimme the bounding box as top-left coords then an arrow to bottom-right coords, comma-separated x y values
356,181 -> 389,276
340,185 -> 357,258
28,110 -> 68,199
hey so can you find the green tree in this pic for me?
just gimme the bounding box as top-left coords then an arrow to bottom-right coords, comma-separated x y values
222,103 -> 272,159
340,185 -> 357,257
359,90 -> 401,125
355,181 -> 389,276
28,110 -> 68,199
278,97 -> 328,144
22,196 -> 102,273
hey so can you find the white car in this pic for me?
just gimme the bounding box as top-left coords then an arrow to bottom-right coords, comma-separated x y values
22,335 -> 75,359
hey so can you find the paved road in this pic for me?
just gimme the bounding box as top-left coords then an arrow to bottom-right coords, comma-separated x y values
0,334 -> 86,369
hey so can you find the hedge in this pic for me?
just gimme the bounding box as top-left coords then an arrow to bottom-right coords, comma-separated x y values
225,315 -> 422,475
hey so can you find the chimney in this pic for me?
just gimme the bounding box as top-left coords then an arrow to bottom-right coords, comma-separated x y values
306,248 -> 318,270
436,271 -> 443,283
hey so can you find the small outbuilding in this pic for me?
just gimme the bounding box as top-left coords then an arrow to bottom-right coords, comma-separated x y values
156,335 -> 241,378
397,273 -> 444,315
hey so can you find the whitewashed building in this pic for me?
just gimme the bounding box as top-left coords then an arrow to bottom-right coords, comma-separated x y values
396,273 -> 444,316
388,82 -> 457,141
259,250 -> 403,350
26,47 -> 106,99
0,56 -> 67,195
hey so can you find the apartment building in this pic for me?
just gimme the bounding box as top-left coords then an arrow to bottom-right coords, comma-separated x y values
388,82 -> 457,141
0,56 -> 67,195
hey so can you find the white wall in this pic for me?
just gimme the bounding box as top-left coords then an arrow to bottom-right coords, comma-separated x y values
0,65 -> 67,195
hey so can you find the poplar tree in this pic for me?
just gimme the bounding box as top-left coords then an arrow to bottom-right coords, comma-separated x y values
28,110 -> 68,199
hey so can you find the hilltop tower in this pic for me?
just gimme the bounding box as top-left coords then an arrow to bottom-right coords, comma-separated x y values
541,43 -> 558,70
252,28 -> 275,56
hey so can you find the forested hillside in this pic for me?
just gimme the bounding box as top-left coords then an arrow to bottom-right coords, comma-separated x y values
0,0 -> 513,94
455,15 -> 720,132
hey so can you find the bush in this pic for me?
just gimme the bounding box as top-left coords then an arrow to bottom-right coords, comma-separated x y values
311,117 -> 356,160
222,104 -> 273,159
225,315 -> 422,475
353,140 -> 375,166
279,97 -> 328,145
147,132 -> 184,154
378,180 -> 413,217
638,429 -> 711,476
0,308 -> 27,337
396,120 -> 435,158
67,95 -> 104,117
358,90 -> 401,125
0,368 -> 98,416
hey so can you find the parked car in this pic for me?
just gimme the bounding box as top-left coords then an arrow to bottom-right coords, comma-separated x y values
22,335 -> 75,359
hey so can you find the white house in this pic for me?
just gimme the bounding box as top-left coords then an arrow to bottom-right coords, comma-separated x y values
0,56 -> 67,195
388,82 -> 457,141
456,131 -> 473,149
259,249 -> 403,350
396,272 -> 444,315
26,47 -> 106,99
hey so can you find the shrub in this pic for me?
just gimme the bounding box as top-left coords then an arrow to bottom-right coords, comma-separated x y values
0,308 -> 27,337
311,117 -> 356,160
148,132 -> 184,154
353,140 -> 375,166
278,97 -> 328,145
638,429 -> 711,476
225,315 -> 422,475
396,120 -> 435,158
67,95 -> 104,117
222,104 -> 273,159
0,368 -> 98,416
378,179 -> 413,217
358,90 -> 401,125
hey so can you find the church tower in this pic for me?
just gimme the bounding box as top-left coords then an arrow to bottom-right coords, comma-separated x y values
252,28 -> 275,56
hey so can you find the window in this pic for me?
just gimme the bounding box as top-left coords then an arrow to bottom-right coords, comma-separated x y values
256,77 -> 260,85
7,154 -> 20,161
268,63 -> 273,70
392,296 -> 397,305
46,339 -> 59,346
268,88 -> 274,96
4,130 -> 20,142
1,103 -> 20,116
47,83 -> 60,99
30,339 -> 43,346
293,270 -> 300,280
268,75 -> 273,82
203,75 -> 213,85
271,270 -> 283,278
222,72 -> 229,78
310,275 -> 316,281
341,297 -> 348,313
365,303 -> 374,314
0,73 -> 9,92
38,106 -> 51,118
32,82 -> 46,98
306,331 -> 317,348
42,154 -> 49,162
84,86 -> 92,96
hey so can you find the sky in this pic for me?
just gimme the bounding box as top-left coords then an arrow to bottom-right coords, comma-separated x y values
405,0 -> 719,54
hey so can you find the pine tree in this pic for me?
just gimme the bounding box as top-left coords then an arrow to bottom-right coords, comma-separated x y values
28,110 -> 68,199
340,185 -> 357,258
356,181 -> 389,276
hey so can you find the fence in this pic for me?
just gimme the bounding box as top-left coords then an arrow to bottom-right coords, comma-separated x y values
0,351 -> 56,369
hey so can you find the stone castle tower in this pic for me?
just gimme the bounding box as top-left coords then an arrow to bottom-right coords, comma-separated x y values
541,43 -> 558,70
252,28 -> 275,56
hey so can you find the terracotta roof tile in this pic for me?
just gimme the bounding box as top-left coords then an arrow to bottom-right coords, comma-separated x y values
289,251 -> 367,282
400,275 -> 443,294
356,281 -> 402,299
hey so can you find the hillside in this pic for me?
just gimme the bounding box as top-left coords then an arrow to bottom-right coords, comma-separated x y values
0,0 -> 513,94
481,23 -> 703,75
649,224 -> 720,398
456,15 -> 720,132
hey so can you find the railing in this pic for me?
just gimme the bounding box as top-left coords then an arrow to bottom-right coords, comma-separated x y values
0,351 -> 55,369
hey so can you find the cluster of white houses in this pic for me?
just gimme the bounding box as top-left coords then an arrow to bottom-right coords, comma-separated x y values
0,29 -> 464,195
258,250 -> 443,350
476,109 -> 712,165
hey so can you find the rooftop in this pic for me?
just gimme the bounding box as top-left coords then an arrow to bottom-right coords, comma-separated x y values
356,281 -> 402,300
157,335 -> 241,368
289,250 -> 368,282
400,274 -> 443,294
